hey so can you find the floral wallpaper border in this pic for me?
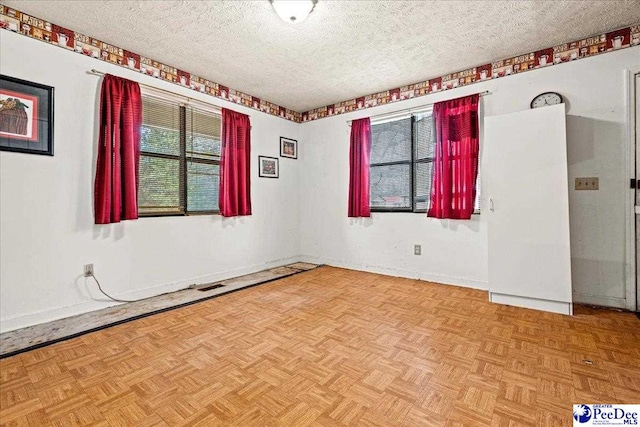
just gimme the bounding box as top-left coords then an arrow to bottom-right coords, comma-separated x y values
301,24 -> 640,122
0,4 -> 301,122
0,4 -> 638,124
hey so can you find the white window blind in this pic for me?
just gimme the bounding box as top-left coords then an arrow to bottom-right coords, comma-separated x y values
138,94 -> 222,216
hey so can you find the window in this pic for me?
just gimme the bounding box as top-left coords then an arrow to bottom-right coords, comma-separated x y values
370,117 -> 413,210
370,110 -> 480,213
138,94 -> 221,216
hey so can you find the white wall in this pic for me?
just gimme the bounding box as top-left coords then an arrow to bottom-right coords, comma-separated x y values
299,47 -> 640,308
2,31 -> 638,333
0,31 -> 301,332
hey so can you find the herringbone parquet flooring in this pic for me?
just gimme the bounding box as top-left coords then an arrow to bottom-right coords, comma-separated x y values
1,266 -> 639,426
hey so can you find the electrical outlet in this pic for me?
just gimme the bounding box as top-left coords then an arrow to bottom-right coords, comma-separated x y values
414,244 -> 421,256
575,177 -> 599,190
84,264 -> 94,277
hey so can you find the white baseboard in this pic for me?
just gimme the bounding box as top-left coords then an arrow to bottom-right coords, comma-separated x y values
300,255 -> 488,290
0,255 -> 301,333
572,292 -> 628,310
489,292 -> 572,315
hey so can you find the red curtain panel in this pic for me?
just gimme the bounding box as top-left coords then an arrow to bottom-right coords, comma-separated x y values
428,94 -> 480,220
348,117 -> 372,217
219,108 -> 252,217
94,75 -> 142,224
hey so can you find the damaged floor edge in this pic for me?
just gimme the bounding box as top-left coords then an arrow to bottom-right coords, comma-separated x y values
0,262 -> 319,359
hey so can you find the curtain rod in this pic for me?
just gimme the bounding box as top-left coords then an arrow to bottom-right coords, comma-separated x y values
88,69 -> 222,112
346,90 -> 490,124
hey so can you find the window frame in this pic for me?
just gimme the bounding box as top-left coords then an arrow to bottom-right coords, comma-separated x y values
412,114 -> 432,214
138,94 -> 222,217
369,115 -> 415,213
369,110 -> 480,215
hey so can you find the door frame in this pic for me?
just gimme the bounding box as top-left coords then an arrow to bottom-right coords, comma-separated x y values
624,67 -> 640,312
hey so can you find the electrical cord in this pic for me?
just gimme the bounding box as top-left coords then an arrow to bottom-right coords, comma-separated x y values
89,273 -> 137,303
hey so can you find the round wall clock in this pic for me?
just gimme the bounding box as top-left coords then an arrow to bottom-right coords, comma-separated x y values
530,92 -> 563,109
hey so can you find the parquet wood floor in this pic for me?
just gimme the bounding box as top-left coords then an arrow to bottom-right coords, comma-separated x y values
1,266 -> 639,426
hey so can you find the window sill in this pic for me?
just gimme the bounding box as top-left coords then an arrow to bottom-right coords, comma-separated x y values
370,208 -> 413,213
139,211 -> 220,218
369,209 -> 481,216
187,211 -> 220,216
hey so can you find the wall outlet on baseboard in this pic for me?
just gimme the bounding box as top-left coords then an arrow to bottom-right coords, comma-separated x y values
414,244 -> 422,256
84,264 -> 94,277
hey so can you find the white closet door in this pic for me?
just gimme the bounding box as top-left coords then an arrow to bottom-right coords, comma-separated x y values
485,104 -> 572,315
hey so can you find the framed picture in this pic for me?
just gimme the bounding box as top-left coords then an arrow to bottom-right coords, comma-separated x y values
280,137 -> 297,159
258,156 -> 279,178
0,75 -> 54,156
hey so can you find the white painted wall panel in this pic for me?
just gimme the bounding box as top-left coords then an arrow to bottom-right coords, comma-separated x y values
1,32 -> 639,330
0,31 -> 301,332
299,47 -> 640,308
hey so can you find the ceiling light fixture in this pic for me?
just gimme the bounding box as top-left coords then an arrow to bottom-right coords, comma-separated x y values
270,0 -> 318,24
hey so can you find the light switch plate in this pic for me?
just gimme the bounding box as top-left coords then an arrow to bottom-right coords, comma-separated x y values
575,177 -> 599,190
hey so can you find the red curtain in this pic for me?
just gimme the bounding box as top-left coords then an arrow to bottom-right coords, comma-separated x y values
348,118 -> 371,217
428,94 -> 480,220
94,75 -> 142,224
219,108 -> 252,217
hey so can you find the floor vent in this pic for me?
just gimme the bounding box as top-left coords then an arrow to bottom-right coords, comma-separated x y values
197,284 -> 225,292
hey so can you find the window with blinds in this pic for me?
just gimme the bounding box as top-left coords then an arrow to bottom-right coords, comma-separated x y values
370,111 -> 480,213
186,108 -> 221,213
370,117 -> 412,210
138,95 -> 221,216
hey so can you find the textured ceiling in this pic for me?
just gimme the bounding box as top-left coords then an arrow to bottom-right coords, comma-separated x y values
4,0 -> 640,112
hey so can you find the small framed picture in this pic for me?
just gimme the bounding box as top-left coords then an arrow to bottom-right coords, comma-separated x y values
258,156 -> 279,178
0,75 -> 54,156
280,137 -> 297,159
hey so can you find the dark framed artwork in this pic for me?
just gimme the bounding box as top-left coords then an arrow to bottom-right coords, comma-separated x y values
258,156 -> 279,178
280,137 -> 297,159
0,75 -> 54,156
